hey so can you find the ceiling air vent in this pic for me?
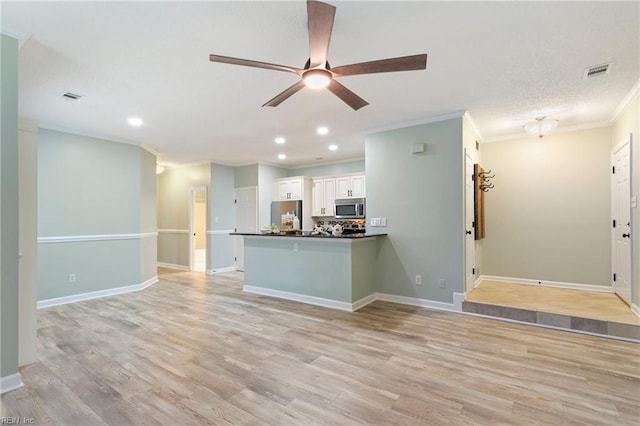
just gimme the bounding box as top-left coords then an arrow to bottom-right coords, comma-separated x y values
584,62 -> 612,79
61,92 -> 83,101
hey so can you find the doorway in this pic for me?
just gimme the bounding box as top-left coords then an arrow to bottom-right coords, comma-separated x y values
234,187 -> 258,271
190,187 -> 207,273
465,153 -> 476,294
611,135 -> 632,306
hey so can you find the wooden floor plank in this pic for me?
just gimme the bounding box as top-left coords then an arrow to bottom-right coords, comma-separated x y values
2,269 -> 639,425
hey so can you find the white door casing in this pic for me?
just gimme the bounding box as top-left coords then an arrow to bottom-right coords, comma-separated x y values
611,135 -> 632,305
189,187 -> 207,273
465,153 -> 476,294
234,187 -> 258,271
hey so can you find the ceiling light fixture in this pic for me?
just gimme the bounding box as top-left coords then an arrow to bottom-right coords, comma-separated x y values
275,137 -> 286,144
278,153 -> 286,160
317,126 -> 329,135
328,144 -> 338,151
303,69 -> 332,89
128,117 -> 143,127
523,116 -> 558,138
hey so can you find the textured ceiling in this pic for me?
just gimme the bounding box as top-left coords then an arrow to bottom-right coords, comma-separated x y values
3,1 -> 639,167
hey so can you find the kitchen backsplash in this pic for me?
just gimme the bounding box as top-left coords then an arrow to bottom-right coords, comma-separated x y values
314,219 -> 366,229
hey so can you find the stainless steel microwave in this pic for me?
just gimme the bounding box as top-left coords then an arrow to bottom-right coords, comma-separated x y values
334,198 -> 366,219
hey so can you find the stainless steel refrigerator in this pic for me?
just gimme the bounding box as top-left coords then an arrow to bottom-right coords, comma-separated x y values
271,200 -> 303,229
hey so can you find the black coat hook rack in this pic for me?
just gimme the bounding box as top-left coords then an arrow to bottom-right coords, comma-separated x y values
477,169 -> 495,192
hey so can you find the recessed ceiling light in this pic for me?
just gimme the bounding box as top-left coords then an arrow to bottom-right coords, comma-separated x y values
278,153 -> 286,160
328,144 -> 338,151
275,137 -> 286,144
128,117 -> 143,127
317,126 -> 329,135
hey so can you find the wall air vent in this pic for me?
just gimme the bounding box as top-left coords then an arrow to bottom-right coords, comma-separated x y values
61,92 -> 83,101
583,62 -> 612,79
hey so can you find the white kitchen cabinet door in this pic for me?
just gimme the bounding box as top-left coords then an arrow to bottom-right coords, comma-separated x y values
335,176 -> 351,198
350,175 -> 366,198
323,178 -> 336,216
312,180 -> 323,216
275,178 -> 303,200
276,180 -> 291,200
335,175 -> 365,198
312,178 -> 336,216
288,178 -> 302,200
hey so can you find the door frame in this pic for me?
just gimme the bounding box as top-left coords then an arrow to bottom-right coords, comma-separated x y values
465,152 -> 477,295
189,186 -> 208,272
611,134 -> 632,305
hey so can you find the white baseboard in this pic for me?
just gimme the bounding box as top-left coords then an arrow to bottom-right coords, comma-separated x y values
0,373 -> 23,394
243,285 -> 464,314
478,275 -> 613,293
206,266 -> 236,275
157,262 -> 190,271
632,303 -> 640,319
37,276 -> 158,309
376,292 -> 464,313
243,285 -> 357,312
473,275 -> 482,290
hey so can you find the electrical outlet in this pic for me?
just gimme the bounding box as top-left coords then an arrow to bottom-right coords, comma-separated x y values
380,217 -> 387,227
415,275 -> 422,285
69,273 -> 76,283
438,278 -> 446,289
293,242 -> 299,252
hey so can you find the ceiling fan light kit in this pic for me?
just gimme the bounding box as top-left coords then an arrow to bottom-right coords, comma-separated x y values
209,0 -> 427,110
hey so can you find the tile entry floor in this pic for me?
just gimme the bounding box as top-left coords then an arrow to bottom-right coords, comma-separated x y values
464,281 -> 640,341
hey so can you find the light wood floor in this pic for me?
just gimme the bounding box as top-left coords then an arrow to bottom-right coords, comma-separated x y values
2,269 -> 639,425
467,281 -> 640,325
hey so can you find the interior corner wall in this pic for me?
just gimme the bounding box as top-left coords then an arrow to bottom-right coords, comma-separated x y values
1,33 -> 20,381
139,149 -> 157,282
157,163 -> 210,269
37,129 -> 154,301
287,159 -> 365,178
209,163 -> 235,271
612,90 -> 640,306
258,164 -> 287,229
463,115 -> 482,280
481,127 -> 612,286
365,117 -> 464,303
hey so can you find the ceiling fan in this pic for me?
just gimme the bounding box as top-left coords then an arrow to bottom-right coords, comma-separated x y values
209,0 -> 427,110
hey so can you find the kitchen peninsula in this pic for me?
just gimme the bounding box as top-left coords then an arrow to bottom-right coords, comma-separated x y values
232,232 -> 386,311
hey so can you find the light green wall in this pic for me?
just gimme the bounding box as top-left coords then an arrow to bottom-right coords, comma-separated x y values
37,129 -> 156,300
234,164 -> 258,188
258,163 -> 287,229
612,92 -> 640,306
288,159 -> 365,178
481,127 -> 611,286
1,34 -> 20,378
210,163 -> 235,270
157,163 -> 210,267
366,117 -> 464,303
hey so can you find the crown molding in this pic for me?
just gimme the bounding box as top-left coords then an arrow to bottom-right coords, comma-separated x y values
610,78 -> 640,124
38,122 -> 140,147
481,120 -> 611,144
463,111 -> 483,140
364,110 -> 466,136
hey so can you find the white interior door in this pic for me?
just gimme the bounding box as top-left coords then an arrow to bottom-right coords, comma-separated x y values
465,153 -> 476,294
234,187 -> 258,271
612,136 -> 632,305
189,187 -> 207,273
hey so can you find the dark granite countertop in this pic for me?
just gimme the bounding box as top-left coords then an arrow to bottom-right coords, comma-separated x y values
230,232 -> 386,239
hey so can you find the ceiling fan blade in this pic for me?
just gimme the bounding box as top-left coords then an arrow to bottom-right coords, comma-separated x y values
262,80 -> 306,107
327,80 -> 369,111
209,54 -> 302,75
307,0 -> 336,68
331,54 -> 428,77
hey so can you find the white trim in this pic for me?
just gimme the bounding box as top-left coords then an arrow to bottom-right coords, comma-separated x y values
631,303 -> 640,319
473,275 -> 483,290
38,232 -> 157,244
140,144 -> 161,157
37,276 -> 158,309
376,292 -> 463,313
243,285 -> 356,312
38,122 -> 140,147
365,110 -> 465,136
206,266 -> 237,275
610,78 -> 640,124
157,262 -> 190,271
0,373 -> 24,394
157,229 -> 189,234
463,111 -> 483,140
352,293 -> 377,311
478,275 -> 613,293
19,117 -> 38,133
207,229 -> 235,235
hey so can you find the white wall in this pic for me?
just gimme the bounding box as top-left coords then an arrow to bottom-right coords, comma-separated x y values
480,127 -> 612,286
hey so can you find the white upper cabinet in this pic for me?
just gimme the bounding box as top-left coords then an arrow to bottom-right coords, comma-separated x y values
312,178 -> 336,217
335,174 -> 366,199
275,177 -> 303,200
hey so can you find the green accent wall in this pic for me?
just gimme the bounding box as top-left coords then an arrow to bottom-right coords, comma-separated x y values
234,164 -> 258,188
210,163 -> 235,270
1,34 -> 20,378
365,117 -> 464,303
37,129 -> 156,301
288,159 -> 365,178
